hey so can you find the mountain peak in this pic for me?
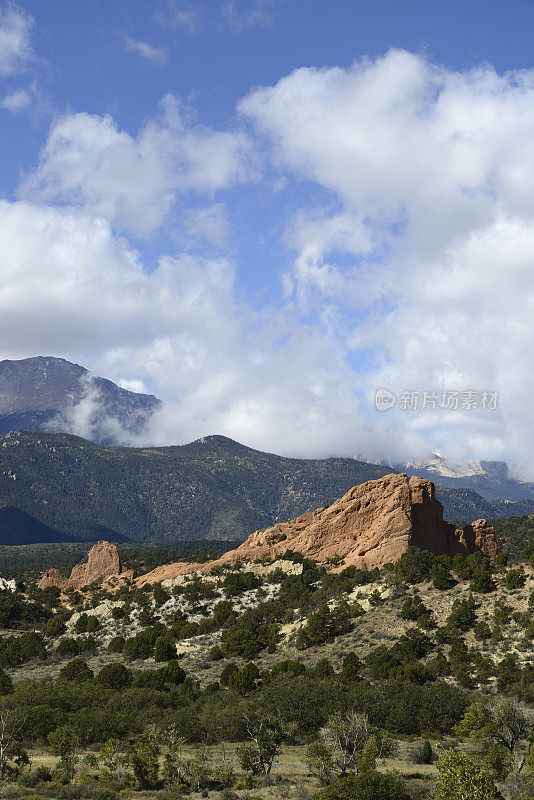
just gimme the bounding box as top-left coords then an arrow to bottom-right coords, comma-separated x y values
0,355 -> 161,444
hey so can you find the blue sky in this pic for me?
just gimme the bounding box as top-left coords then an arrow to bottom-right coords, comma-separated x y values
1,0 -> 534,472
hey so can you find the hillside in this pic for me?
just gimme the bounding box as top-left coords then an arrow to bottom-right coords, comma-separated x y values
0,431 -> 394,543
490,514 -> 534,562
0,430 -> 532,546
0,541 -> 532,800
0,506 -> 84,546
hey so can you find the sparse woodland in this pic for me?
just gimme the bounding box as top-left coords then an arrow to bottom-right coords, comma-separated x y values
0,545 -> 531,799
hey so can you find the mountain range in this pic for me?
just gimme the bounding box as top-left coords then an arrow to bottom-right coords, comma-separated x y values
0,429 -> 533,547
403,452 -> 534,503
0,356 -> 533,547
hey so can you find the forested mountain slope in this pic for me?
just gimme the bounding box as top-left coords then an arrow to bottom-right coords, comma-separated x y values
0,431 -> 393,542
1,430 -> 531,545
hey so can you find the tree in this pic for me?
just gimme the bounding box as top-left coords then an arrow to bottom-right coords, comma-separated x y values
432,564 -> 454,590
0,706 -> 23,779
48,725 -> 80,783
296,603 -> 352,649
458,698 -> 530,754
159,724 -> 185,786
125,726 -> 160,789
505,568 -> 526,590
96,661 -> 132,690
98,738 -> 122,782
59,658 -> 93,682
153,583 -> 170,606
395,547 -> 436,583
321,712 -> 370,775
432,749 -> 503,800
496,654 -> 522,693
237,712 -> 293,779
412,739 -> 433,764
446,594 -> 476,631
45,615 -> 66,638
400,594 -> 428,621
154,635 -> 176,662
340,652 -> 362,683
305,740 -> 334,784
0,670 -> 13,696
469,567 -> 496,594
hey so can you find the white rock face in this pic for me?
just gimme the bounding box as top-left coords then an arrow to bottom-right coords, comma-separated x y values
0,577 -> 16,591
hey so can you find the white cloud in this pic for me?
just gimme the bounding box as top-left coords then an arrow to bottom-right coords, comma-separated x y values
220,0 -> 276,31
19,95 -> 254,237
1,86 -> 30,112
155,2 -> 201,34
241,49 -> 534,474
0,4 -> 33,76
182,203 -> 229,248
0,199 -> 426,461
122,34 -> 168,64
8,47 -> 534,473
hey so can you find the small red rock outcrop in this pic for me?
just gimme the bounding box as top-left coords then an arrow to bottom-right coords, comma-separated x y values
38,541 -> 133,592
448,518 -> 499,561
137,473 -> 499,584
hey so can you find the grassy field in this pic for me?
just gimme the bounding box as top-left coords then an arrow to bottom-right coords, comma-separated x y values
0,739 -> 442,800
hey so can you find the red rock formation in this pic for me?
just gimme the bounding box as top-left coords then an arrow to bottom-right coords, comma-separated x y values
38,541 -> 133,591
447,519 -> 499,561
138,473 -> 499,584
38,567 -> 69,591
39,476 -> 499,592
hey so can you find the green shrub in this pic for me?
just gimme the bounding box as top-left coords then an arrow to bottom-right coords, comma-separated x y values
400,594 -> 428,621
59,658 -> 93,683
154,635 -> 176,662
316,770 -> 412,800
395,547 -> 436,583
505,568 -> 526,590
107,635 -> 125,653
153,583 -> 170,606
45,615 -> 67,638
96,662 -> 132,690
412,739 -> 433,764
296,603 -> 352,649
222,571 -> 261,597
55,637 -> 80,658
208,645 -> 224,661
0,668 -> 13,694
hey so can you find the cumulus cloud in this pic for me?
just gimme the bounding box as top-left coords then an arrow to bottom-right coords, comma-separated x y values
19,95 -> 254,236
0,3 -> 33,76
8,48 -> 534,472
241,49 -> 534,474
0,199 -> 427,461
122,34 -> 168,64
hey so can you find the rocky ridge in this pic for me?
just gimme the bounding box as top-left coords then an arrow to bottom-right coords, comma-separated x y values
39,474 -> 498,592
136,473 -> 499,586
